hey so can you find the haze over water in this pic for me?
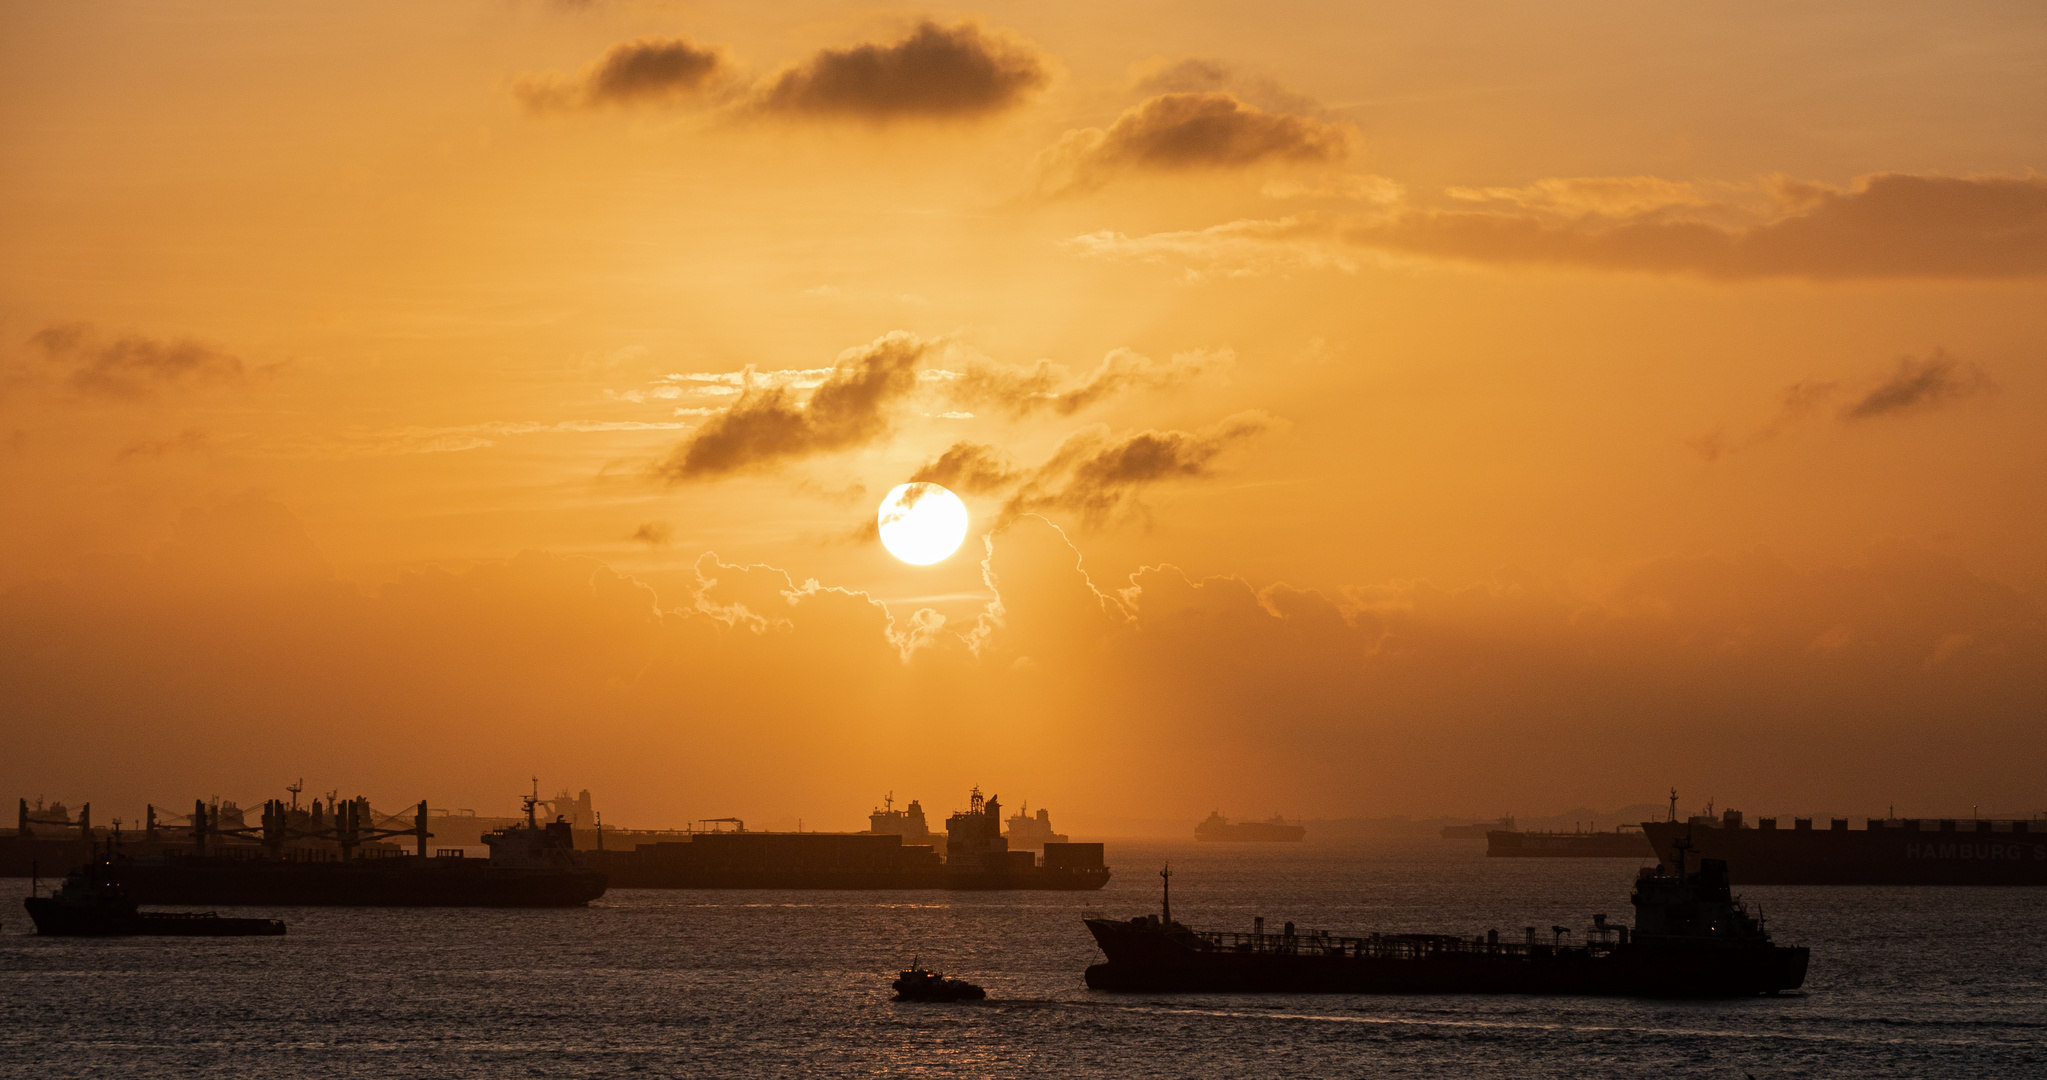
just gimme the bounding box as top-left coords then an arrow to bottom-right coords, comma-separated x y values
7,842 -> 2044,1078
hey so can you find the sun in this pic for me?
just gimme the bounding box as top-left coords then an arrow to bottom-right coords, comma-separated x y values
877,483 -> 969,565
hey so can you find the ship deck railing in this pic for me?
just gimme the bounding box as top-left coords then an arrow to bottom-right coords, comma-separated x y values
1187,929 -> 1623,961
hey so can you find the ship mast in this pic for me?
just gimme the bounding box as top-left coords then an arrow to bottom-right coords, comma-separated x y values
1160,862 -> 1172,926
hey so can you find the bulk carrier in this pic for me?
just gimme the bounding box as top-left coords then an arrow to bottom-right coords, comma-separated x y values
1194,812 -> 1305,843
109,790 -> 605,907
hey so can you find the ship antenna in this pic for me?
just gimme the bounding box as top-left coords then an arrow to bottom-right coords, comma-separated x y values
1160,862 -> 1173,926
1667,787 -> 1678,823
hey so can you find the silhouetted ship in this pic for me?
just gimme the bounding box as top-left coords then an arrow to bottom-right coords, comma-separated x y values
1003,802 -> 1069,850
589,789 -> 1109,890
1642,799 -> 2047,885
25,848 -> 285,937
111,791 -> 606,907
892,962 -> 986,1002
1487,825 -> 1653,858
1084,852 -> 1808,997
1195,812 -> 1305,843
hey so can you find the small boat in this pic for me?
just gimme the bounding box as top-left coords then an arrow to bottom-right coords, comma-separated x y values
892,960 -> 986,1002
24,855 -> 286,937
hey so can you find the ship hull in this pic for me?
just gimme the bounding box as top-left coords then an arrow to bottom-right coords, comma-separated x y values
23,897 -> 286,936
1194,825 -> 1305,843
1083,921 -> 1806,998
1486,831 -> 1654,858
595,865 -> 1110,890
111,858 -> 607,907
1642,822 -> 2047,885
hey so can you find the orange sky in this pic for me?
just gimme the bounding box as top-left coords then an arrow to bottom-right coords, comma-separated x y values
3,1 -> 2043,834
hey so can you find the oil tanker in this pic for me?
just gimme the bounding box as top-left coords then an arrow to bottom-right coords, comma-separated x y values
1083,852 -> 1807,997
589,789 -> 1108,890
1642,805 -> 2047,885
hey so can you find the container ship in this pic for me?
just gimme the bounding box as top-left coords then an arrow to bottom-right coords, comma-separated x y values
1642,802 -> 2047,886
1487,825 -> 1654,858
1195,812 -> 1306,843
588,789 -> 1108,890
1082,851 -> 1808,997
104,790 -> 606,907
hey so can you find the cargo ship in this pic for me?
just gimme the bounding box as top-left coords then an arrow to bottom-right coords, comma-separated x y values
589,789 -> 1109,890
1487,825 -> 1653,858
1642,801 -> 2047,886
1195,812 -> 1306,843
1083,851 -> 1808,997
112,790 -> 607,907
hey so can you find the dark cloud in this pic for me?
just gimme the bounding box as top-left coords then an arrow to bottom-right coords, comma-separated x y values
631,521 -> 673,547
909,442 -> 1019,494
1131,58 -> 1329,119
753,21 -> 1046,120
655,332 -> 928,481
1842,349 -> 1996,420
1004,411 -> 1275,524
1076,173 -> 2047,281
1035,93 -> 1348,195
949,347 -> 1224,417
517,36 -> 728,110
116,428 -> 210,462
27,324 -> 244,398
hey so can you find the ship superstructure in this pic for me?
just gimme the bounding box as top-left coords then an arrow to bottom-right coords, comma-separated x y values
1003,802 -> 1069,850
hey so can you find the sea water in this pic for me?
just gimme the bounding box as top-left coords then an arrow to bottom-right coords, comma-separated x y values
4,839 -> 2044,1078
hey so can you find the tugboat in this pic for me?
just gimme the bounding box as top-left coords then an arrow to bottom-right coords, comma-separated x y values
24,849 -> 286,937
1083,850 -> 1807,997
892,960 -> 987,1002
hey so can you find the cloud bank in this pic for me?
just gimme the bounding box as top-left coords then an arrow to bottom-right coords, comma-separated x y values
1070,173 -> 2047,280
24,324 -> 245,398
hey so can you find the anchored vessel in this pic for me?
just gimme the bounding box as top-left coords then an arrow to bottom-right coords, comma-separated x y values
24,851 -> 285,936
1195,812 -> 1306,843
1084,855 -> 1807,997
1487,825 -> 1653,858
112,790 -> 606,907
892,962 -> 986,1002
1642,805 -> 2047,886
590,789 -> 1109,890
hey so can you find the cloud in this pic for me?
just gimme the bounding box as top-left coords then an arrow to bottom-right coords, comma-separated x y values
1034,93 -> 1349,195
909,442 -> 1020,494
1004,411 -> 1276,524
1694,349 -> 1996,460
1842,349 -> 1997,420
655,332 -> 929,481
752,21 -> 1046,120
25,324 -> 244,398
516,36 -> 729,110
630,521 -> 673,547
948,346 -> 1228,416
1070,173 -> 2047,281
1130,58 -> 1330,119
